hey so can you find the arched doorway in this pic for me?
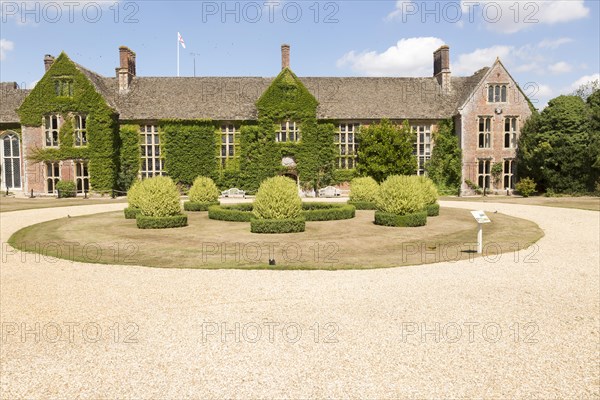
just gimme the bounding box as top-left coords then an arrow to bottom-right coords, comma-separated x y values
0,132 -> 21,190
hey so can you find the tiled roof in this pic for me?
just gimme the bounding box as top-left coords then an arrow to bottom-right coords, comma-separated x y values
0,83 -> 29,124
1,65 -> 490,123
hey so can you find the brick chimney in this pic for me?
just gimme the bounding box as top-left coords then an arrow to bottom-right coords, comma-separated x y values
281,44 -> 290,70
433,45 -> 451,92
44,55 -> 55,72
116,46 -> 136,93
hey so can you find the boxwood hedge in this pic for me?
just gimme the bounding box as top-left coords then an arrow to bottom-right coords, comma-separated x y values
374,211 -> 427,227
250,218 -> 306,234
301,203 -> 356,221
136,214 -> 189,229
124,207 -> 141,219
184,201 -> 220,212
347,201 -> 377,210
208,204 -> 254,222
425,203 -> 440,217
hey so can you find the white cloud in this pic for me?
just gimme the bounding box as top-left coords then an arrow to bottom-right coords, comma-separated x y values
536,84 -> 553,97
569,74 -> 600,91
460,1 -> 589,34
538,37 -> 573,49
0,39 -> 15,60
453,45 -> 513,74
337,37 -> 446,77
515,63 -> 540,73
548,61 -> 572,74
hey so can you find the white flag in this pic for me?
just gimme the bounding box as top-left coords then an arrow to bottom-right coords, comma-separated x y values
178,32 -> 186,49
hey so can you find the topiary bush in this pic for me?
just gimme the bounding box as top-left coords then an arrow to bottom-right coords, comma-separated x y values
124,180 -> 142,219
185,176 -> 220,211
516,177 -> 537,197
134,176 -> 186,229
56,180 -> 76,198
374,211 -> 427,227
376,175 -> 426,215
253,176 -> 303,220
349,177 -> 379,203
250,218 -> 306,234
301,203 -> 356,221
416,176 -> 439,216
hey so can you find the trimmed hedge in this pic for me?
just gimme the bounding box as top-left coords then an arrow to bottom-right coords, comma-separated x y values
347,201 -> 377,210
426,203 -> 440,217
56,180 -> 76,198
208,204 -> 254,222
124,207 -> 141,219
349,177 -> 379,203
136,214 -> 188,229
184,201 -> 219,212
374,211 -> 427,227
188,176 -> 220,203
376,175 -> 426,215
253,176 -> 303,220
136,176 -> 182,218
250,218 -> 306,234
301,203 -> 356,221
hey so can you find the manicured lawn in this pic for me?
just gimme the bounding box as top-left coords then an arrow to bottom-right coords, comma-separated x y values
9,208 -> 543,270
441,195 -> 600,212
0,196 -> 127,213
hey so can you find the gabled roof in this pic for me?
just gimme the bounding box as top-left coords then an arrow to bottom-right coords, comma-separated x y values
1,54 -> 491,123
0,83 -> 30,124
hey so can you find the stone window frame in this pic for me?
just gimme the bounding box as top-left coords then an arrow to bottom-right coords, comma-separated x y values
335,122 -> 360,170
412,124 -> 433,176
503,116 -> 519,149
44,115 -> 60,148
54,78 -> 74,97
219,124 -> 238,168
477,116 -> 492,149
276,121 -> 301,143
503,158 -> 515,190
139,125 -> 164,178
74,114 -> 88,147
46,161 -> 61,194
74,160 -> 90,194
477,158 -> 492,190
487,84 -> 508,103
1,131 -> 21,189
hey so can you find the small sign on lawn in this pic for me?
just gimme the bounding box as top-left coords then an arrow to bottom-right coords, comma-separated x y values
470,210 -> 491,224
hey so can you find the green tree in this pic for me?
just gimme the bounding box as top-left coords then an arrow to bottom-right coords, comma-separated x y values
356,119 -> 417,183
517,95 -> 592,193
424,119 -> 462,194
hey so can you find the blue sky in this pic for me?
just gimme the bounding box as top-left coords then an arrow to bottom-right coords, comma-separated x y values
1,0 -> 599,108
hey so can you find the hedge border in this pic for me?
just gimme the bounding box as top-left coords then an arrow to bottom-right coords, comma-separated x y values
136,214 -> 188,229
425,203 -> 440,217
208,205 -> 254,222
184,201 -> 220,212
250,218 -> 306,234
347,201 -> 377,210
302,203 -> 356,221
374,211 -> 427,227
124,207 -> 141,219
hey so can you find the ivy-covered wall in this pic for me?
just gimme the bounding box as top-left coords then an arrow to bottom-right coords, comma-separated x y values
18,52 -> 119,192
117,124 -> 141,191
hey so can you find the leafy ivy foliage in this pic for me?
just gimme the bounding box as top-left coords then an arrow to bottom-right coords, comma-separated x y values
517,94 -> 597,193
425,119 -> 462,194
239,124 -> 280,193
117,125 -> 141,191
356,119 -> 417,183
18,52 -> 119,192
161,120 -> 217,185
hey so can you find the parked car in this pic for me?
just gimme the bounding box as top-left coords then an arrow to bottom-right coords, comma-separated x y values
221,188 -> 246,198
318,186 -> 342,198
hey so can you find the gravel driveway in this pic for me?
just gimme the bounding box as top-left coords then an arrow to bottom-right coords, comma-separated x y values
1,201 -> 598,398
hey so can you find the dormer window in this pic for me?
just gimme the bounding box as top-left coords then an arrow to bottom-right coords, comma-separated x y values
488,84 -> 507,103
44,115 -> 60,147
54,78 -> 73,97
276,121 -> 300,142
74,115 -> 87,147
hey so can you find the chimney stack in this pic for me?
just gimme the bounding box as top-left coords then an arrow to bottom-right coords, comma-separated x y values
281,44 -> 290,70
433,45 -> 451,92
116,46 -> 136,93
44,54 -> 55,72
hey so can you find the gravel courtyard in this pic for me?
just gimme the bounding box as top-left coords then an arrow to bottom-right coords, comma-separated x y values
1,201 -> 598,398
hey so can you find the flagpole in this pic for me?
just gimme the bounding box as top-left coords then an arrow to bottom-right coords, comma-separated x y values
177,32 -> 180,77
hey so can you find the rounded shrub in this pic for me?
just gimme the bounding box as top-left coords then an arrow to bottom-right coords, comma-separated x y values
376,175 -> 426,215
124,181 -> 143,219
516,177 -> 537,197
253,176 -> 303,220
416,176 -> 439,206
56,180 -> 76,198
136,176 -> 183,218
349,177 -> 379,203
188,176 -> 220,203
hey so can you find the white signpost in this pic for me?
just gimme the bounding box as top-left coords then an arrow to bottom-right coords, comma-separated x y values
470,211 -> 491,254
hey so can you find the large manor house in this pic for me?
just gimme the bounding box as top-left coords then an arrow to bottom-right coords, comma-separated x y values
0,44 -> 532,196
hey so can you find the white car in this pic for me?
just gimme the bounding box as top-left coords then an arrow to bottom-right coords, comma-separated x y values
221,188 -> 246,198
318,186 -> 342,198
